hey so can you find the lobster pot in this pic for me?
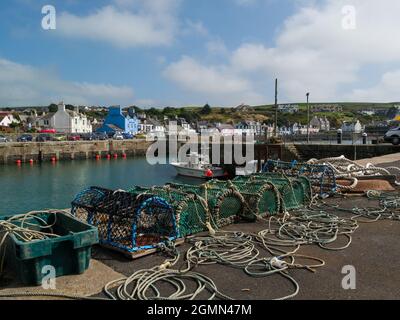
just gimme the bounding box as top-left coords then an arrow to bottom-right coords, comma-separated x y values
206,180 -> 282,218
166,183 -> 245,228
71,187 -> 178,254
129,186 -> 209,238
234,174 -> 312,211
263,160 -> 336,196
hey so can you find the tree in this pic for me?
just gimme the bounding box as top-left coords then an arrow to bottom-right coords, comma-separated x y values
48,104 -> 58,113
200,104 -> 212,115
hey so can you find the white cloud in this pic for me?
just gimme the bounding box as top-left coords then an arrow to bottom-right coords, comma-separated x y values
57,0 -> 180,48
165,0 -> 400,104
0,58 -> 135,106
349,70 -> 400,102
182,19 -> 208,36
230,0 -> 400,102
206,39 -> 228,56
163,56 -> 264,106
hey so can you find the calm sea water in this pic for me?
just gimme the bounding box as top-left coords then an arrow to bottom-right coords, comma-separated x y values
0,157 -> 200,216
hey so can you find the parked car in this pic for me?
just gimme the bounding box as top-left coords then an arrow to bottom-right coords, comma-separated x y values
94,132 -> 108,140
68,134 -> 81,141
81,133 -> 95,141
122,132 -> 134,139
0,135 -> 10,143
17,134 -> 33,142
36,134 -> 53,142
113,132 -> 124,140
384,127 -> 400,145
39,129 -> 56,134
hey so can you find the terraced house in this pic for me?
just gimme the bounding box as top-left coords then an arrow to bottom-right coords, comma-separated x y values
36,102 -> 92,133
97,106 -> 139,135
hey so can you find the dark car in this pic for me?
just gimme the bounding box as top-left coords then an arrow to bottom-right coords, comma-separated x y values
36,134 -> 53,142
94,132 -> 108,140
81,133 -> 95,141
17,134 -> 33,142
122,132 -> 134,139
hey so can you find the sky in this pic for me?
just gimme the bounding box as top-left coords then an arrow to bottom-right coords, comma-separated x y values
0,0 -> 400,108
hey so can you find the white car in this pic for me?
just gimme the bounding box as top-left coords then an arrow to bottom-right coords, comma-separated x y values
0,135 -> 10,143
384,127 -> 400,145
113,132 -> 124,140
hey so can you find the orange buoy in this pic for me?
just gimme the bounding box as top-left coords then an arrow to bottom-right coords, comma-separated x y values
96,154 -> 101,160
205,169 -> 213,178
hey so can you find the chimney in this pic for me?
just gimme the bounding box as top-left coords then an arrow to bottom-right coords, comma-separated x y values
58,101 -> 66,112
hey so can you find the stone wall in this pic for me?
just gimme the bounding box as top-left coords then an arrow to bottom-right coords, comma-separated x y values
0,139 -> 152,164
292,144 -> 400,161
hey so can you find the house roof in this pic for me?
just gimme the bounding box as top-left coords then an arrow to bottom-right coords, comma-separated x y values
147,118 -> 162,126
104,124 -> 123,131
38,113 -> 55,120
217,124 -> 235,130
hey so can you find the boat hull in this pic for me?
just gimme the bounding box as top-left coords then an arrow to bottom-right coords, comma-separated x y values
171,164 -> 225,179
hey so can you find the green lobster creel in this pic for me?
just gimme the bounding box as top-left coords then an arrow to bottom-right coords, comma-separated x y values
206,179 -> 282,219
234,173 -> 312,211
166,182 -> 246,228
128,186 -> 209,238
71,187 -> 178,254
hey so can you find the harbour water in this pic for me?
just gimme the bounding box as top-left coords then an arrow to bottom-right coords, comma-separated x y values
0,157 -> 200,216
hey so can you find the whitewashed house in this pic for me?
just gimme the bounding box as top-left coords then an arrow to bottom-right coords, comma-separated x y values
235,121 -> 264,135
36,102 -> 92,133
341,120 -> 363,133
278,104 -> 299,114
310,116 -> 330,131
0,113 -> 20,127
140,119 -> 165,134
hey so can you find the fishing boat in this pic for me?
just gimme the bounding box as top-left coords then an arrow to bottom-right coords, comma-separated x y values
170,152 -> 226,179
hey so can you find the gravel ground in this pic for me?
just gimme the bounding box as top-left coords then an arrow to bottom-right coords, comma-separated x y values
91,162 -> 400,300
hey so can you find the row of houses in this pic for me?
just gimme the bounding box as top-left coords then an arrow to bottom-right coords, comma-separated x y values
1,103 -> 366,136
277,104 -> 344,114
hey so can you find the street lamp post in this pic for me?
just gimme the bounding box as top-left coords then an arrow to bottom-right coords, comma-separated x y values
306,92 -> 310,143
274,78 -> 278,138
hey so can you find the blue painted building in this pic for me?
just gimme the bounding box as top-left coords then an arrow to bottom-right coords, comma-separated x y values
97,106 -> 139,134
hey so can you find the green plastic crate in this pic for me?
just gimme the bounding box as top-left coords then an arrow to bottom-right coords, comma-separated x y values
1,212 -> 99,286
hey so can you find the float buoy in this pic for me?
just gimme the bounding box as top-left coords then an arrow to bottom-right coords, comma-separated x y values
205,169 -> 213,178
